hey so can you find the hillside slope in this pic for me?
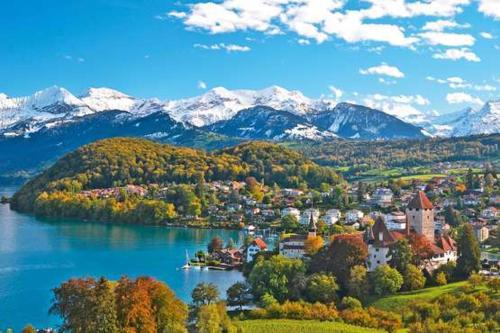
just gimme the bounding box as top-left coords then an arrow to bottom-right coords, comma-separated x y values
11,138 -> 341,212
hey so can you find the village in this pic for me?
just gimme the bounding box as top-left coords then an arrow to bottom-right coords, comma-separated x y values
80,165 -> 499,274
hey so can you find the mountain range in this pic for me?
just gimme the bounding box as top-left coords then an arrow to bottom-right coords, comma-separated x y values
0,85 -> 498,182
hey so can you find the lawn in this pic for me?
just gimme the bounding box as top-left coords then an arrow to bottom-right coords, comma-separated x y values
368,281 -> 468,312
236,319 -> 384,333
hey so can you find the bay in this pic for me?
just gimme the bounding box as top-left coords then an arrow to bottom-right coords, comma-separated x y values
0,187 -> 244,331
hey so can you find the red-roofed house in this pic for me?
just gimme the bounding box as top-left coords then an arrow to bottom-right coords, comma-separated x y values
245,238 -> 268,262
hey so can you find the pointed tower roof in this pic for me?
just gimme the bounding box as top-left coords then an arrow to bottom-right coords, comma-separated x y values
407,191 -> 433,210
371,216 -> 396,246
308,211 -> 317,231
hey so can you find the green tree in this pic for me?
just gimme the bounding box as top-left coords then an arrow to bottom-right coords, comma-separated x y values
372,264 -> 403,296
92,277 -> 119,333
305,273 -> 339,303
192,283 -> 220,306
435,272 -> 447,286
248,255 -> 306,302
403,264 -> 426,291
389,239 -> 412,274
226,282 -> 252,310
196,304 -> 221,333
281,214 -> 299,232
347,265 -> 370,301
456,224 -> 481,278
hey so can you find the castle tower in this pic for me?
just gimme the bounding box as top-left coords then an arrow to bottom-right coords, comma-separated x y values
406,191 -> 435,242
308,212 -> 317,238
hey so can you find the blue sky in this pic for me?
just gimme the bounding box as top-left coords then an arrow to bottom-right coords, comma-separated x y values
0,0 -> 498,116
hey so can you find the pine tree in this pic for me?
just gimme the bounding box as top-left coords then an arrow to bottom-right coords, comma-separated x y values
456,224 -> 481,278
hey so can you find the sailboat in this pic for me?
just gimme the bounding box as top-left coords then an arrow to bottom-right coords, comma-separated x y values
182,250 -> 191,270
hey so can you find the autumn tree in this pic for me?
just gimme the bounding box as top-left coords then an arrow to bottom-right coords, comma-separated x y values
310,234 -> 368,288
456,224 -> 481,278
304,235 -> 324,256
207,236 -> 224,254
21,325 -> 36,333
50,278 -> 99,333
115,277 -> 157,333
408,233 -> 433,265
92,277 -> 119,333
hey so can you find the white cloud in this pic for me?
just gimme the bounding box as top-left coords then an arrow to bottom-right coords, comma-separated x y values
422,19 -> 468,31
193,43 -> 251,52
297,39 -> 311,45
360,63 -> 405,78
478,0 -> 500,19
197,81 -> 207,89
479,32 -> 494,39
473,84 -> 496,91
419,31 -> 475,46
432,48 -> 481,62
168,0 -> 423,47
328,85 -> 343,100
446,92 -> 483,105
363,93 -> 430,122
428,76 -> 497,91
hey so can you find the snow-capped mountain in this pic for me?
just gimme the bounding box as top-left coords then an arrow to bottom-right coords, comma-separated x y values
164,86 -> 336,127
205,106 -> 337,141
429,101 -> 500,137
309,103 -> 427,140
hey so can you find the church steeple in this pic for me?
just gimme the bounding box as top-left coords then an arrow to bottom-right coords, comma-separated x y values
308,211 -> 317,238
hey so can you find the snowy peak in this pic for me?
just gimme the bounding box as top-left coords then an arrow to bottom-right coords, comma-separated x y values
81,87 -> 138,112
25,86 -> 84,111
432,100 -> 500,137
165,85 -> 335,127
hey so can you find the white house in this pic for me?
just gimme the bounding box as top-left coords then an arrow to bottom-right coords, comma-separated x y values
282,189 -> 304,197
385,211 -> 406,230
245,238 -> 268,262
372,188 -> 394,207
322,209 -> 341,225
345,209 -> 364,224
281,207 -> 301,220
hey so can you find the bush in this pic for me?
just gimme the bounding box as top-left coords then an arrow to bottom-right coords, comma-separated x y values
340,297 -> 362,310
434,272 -> 447,286
248,301 -> 338,322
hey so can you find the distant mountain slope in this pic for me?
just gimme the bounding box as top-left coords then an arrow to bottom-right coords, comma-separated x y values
309,102 -> 426,139
205,106 -> 337,141
0,111 -> 239,183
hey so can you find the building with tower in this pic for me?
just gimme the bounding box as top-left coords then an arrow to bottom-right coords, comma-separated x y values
364,191 -> 457,272
279,211 -> 321,259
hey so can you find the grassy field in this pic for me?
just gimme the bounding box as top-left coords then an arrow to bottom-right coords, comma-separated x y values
368,281 -> 468,312
236,319 -> 384,333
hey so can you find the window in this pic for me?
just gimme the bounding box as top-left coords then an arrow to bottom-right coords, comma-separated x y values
377,260 -> 380,264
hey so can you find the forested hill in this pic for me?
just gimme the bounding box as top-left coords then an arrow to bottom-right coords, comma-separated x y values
11,138 -> 341,212
287,134 -> 499,169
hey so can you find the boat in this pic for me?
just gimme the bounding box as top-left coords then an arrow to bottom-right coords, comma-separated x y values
181,250 -> 191,270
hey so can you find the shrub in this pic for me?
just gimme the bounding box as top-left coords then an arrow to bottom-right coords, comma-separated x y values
434,272 -> 447,286
340,297 -> 362,310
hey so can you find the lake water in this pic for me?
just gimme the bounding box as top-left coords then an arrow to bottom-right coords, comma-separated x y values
0,187 -> 244,332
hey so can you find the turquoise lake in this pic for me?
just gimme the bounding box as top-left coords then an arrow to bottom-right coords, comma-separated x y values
0,187 -> 244,332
